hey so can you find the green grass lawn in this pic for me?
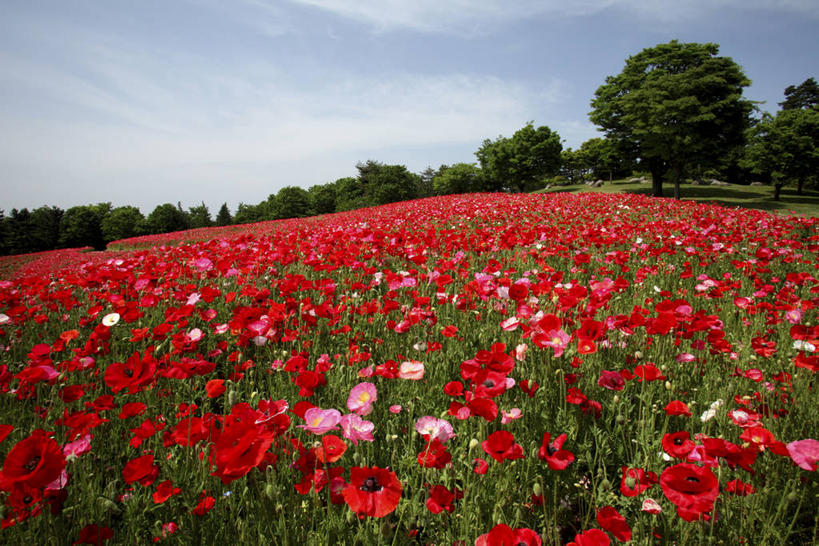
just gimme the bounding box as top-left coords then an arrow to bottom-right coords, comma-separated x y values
534,180 -> 819,217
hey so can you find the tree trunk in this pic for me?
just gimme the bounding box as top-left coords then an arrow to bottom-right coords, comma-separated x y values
774,184 -> 783,201
673,164 -> 682,200
797,178 -> 804,195
649,166 -> 663,198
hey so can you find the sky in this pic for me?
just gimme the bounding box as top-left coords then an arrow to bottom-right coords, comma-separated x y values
1,0 -> 817,214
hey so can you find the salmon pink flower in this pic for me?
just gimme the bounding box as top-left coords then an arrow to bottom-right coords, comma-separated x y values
298,408 -> 341,435
398,360 -> 425,380
347,382 -> 377,415
343,466 -> 402,518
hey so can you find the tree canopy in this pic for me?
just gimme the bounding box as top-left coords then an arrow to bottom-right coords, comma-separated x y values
476,122 -> 562,192
590,40 -> 753,198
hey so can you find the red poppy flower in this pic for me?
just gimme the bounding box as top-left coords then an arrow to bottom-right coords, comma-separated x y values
597,370 -> 625,391
205,379 -> 226,398
192,490 -> 215,515
475,523 -> 541,545
343,466 -> 402,518
481,430 -> 524,463
0,429 -> 66,490
104,350 -> 156,394
724,479 -> 756,496
74,523 -> 114,545
596,505 -> 631,542
315,434 -> 347,464
567,528 -> 610,546
660,463 -> 719,521
662,431 -> 696,459
620,466 -> 658,497
152,480 -> 182,504
473,458 -> 489,474
426,485 -> 460,514
418,438 -> 452,469
664,400 -> 691,417
121,454 -> 159,486
538,432 -> 574,470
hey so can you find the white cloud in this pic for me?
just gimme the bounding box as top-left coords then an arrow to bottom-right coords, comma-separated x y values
284,0 -> 819,33
0,40 -> 566,210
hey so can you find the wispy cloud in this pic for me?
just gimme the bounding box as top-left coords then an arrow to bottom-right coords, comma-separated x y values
284,0 -> 819,33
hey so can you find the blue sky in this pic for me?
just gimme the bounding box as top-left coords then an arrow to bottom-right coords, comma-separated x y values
1,0 -> 817,214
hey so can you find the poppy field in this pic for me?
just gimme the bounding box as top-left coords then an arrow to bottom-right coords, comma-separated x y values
0,192 -> 817,545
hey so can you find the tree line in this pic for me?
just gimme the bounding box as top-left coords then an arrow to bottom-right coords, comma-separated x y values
2,40 -> 815,257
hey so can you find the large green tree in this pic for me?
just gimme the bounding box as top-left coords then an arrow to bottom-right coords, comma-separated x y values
271,186 -> 312,219
59,203 -> 111,250
101,206 -> 145,242
432,163 -> 484,195
308,184 -> 337,215
356,160 -> 420,206
779,77 -> 819,111
188,202 -> 214,228
215,203 -> 233,226
590,40 -> 753,199
146,203 -> 190,234
476,122 -> 562,192
743,107 -> 819,199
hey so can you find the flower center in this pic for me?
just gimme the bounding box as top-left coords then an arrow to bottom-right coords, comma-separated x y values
24,455 -> 41,472
360,476 -> 383,493
124,369 -> 134,378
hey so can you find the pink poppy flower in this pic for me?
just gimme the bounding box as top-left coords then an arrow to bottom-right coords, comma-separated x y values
340,413 -> 375,445
398,361 -> 425,380
347,382 -> 377,416
501,408 -> 523,424
786,439 -> 819,471
415,416 -> 455,443
298,408 -> 341,435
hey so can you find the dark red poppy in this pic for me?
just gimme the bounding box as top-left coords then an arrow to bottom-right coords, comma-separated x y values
73,523 -> 114,545
538,432 -> 574,470
343,466 -> 402,518
0,429 -> 66,490
597,370 -> 625,391
481,430 -> 524,463
192,490 -> 215,515
660,463 -> 719,521
597,505 -> 631,542
152,480 -> 182,504
664,400 -> 692,417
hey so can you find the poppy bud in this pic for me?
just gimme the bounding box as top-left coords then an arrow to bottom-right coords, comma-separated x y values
533,483 -> 542,496
615,414 -> 626,425
469,438 -> 480,451
634,351 -> 643,359
665,381 -> 672,390
613,395 -> 620,404
265,484 -> 275,500
625,477 -> 636,489
600,479 -> 612,490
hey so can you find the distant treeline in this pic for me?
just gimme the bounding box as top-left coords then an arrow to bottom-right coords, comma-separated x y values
3,42 -> 816,256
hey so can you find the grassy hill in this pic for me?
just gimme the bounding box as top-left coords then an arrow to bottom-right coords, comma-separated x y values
534,179 -> 819,216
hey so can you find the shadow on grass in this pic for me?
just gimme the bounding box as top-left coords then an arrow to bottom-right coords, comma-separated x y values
619,185 -> 819,215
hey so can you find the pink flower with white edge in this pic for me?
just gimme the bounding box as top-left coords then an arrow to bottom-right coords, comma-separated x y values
339,413 -> 374,445
415,416 -> 454,443
298,408 -> 341,435
641,498 -> 662,514
347,382 -> 377,416
398,360 -> 425,380
501,408 -> 522,424
389,405 -> 402,414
